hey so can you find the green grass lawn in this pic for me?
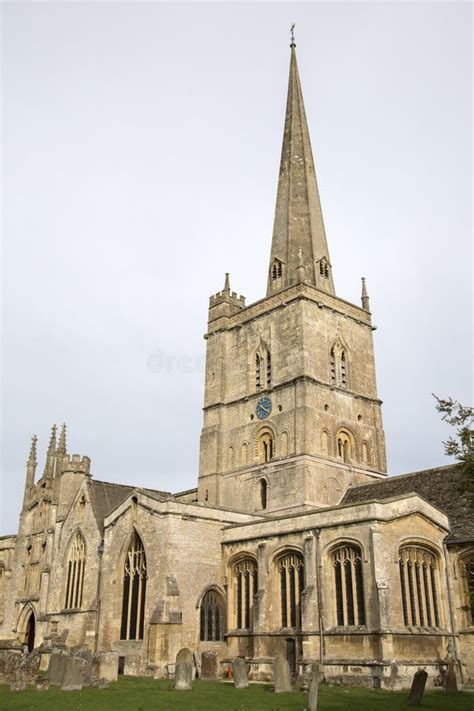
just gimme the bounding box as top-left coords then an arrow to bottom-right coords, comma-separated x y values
0,677 -> 471,711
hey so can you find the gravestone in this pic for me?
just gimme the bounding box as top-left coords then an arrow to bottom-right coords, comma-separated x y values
444,663 -> 458,693
174,648 -> 193,690
47,650 -> 69,686
232,657 -> 249,689
61,656 -> 87,691
273,655 -> 292,693
201,650 -> 218,680
308,666 -> 321,711
407,669 -> 428,707
73,647 -> 93,686
92,677 -> 110,689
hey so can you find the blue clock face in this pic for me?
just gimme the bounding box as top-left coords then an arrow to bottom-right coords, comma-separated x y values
256,397 -> 272,420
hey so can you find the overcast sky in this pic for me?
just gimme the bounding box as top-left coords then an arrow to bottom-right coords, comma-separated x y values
1,2 -> 472,535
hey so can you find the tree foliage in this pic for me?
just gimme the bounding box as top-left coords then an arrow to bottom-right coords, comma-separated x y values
434,395 -> 474,502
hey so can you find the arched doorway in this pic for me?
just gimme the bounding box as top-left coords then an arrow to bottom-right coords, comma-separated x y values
25,612 -> 35,652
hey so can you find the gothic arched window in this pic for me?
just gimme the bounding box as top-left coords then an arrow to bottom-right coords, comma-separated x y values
278,552 -> 305,629
200,589 -> 225,641
64,532 -> 86,610
460,554 -> 474,625
332,545 -> 366,626
399,546 -> 440,628
330,341 -> 347,389
234,558 -> 258,629
120,531 -> 147,640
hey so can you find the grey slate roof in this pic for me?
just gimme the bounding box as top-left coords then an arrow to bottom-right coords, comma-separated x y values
89,480 -> 171,531
341,463 -> 473,544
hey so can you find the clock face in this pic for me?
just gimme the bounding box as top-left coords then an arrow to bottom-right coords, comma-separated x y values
256,396 -> 272,420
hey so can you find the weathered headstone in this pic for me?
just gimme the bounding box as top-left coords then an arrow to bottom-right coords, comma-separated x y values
47,650 -> 69,686
308,666 -> 321,711
407,669 -> 428,707
232,657 -> 249,689
174,661 -> 193,690
92,677 -> 110,689
444,663 -> 458,693
274,655 -> 292,693
174,648 -> 193,690
73,647 -> 93,686
201,650 -> 218,680
61,656 -> 87,691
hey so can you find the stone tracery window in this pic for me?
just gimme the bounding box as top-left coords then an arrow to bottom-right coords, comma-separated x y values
399,546 -> 440,627
330,341 -> 347,388
278,552 -> 305,628
332,545 -> 366,626
64,532 -> 86,609
200,589 -> 225,641
460,554 -> 474,625
233,558 -> 258,630
120,531 -> 147,640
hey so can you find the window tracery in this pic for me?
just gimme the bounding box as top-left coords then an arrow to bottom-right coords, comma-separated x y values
120,531 -> 147,640
233,558 -> 257,629
278,552 -> 304,628
332,545 -> 366,626
200,589 -> 225,641
64,532 -> 86,609
399,546 -> 440,627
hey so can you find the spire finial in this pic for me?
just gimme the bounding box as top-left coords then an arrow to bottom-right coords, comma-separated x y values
57,422 -> 67,455
27,435 -> 38,467
290,23 -> 296,48
47,424 -> 57,455
224,272 -> 230,292
361,277 -> 370,311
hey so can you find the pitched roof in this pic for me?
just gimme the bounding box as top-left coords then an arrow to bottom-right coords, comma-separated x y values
341,463 -> 473,544
88,479 -> 174,531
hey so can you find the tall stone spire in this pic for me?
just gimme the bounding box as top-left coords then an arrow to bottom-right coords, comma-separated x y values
267,43 -> 335,296
57,422 -> 67,456
43,424 -> 57,479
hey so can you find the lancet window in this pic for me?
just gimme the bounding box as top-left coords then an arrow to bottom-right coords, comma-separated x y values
255,348 -> 271,390
200,589 -> 225,641
278,552 -> 305,628
332,545 -> 366,626
319,258 -> 329,278
399,546 -> 440,627
234,558 -> 258,629
120,532 -> 147,640
64,532 -> 86,609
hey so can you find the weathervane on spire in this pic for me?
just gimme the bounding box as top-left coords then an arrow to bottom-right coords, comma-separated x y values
290,23 -> 296,48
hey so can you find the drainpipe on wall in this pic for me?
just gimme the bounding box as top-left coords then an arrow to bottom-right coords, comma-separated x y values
442,540 -> 464,684
93,541 -> 104,654
313,528 -> 325,676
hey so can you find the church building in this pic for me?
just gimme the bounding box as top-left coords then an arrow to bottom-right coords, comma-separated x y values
0,42 -> 472,690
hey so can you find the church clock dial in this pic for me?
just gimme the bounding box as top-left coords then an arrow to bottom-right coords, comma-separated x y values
256,396 -> 272,420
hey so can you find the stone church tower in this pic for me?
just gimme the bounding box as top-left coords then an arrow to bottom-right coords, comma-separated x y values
198,45 -> 387,514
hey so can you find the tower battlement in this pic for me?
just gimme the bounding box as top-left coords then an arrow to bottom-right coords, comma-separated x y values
61,454 -> 91,476
208,274 -> 245,324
